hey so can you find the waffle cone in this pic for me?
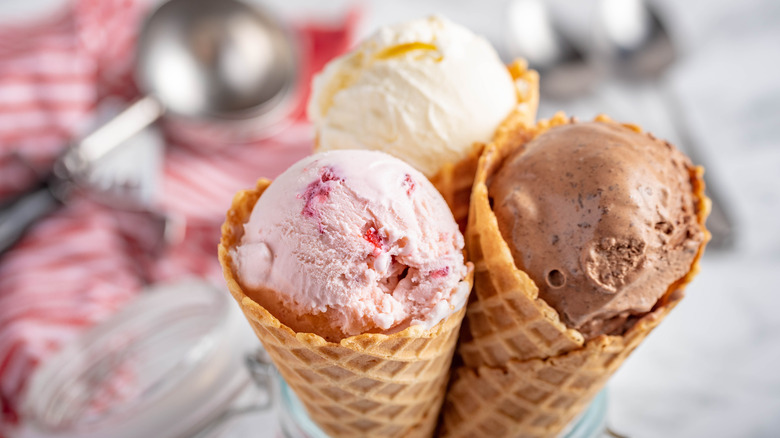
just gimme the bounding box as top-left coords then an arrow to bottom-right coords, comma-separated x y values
219,180 -> 472,438
430,59 -> 540,230
439,114 -> 711,437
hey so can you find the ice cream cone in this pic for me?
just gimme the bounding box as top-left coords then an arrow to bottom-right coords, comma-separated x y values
219,179 -> 472,438
439,114 -> 711,437
430,59 -> 540,230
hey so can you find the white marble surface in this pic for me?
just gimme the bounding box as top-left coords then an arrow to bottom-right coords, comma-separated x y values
5,0 -> 779,437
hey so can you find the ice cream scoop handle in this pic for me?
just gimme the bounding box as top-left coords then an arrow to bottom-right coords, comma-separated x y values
0,97 -> 164,255
75,95 -> 164,166
0,181 -> 62,254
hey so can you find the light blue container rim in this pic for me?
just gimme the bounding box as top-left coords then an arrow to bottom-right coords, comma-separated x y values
277,375 -> 607,438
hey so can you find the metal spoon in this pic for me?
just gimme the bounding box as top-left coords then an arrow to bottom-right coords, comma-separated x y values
594,0 -> 674,78
0,0 -> 298,254
504,0 -> 603,99
595,0 -> 735,250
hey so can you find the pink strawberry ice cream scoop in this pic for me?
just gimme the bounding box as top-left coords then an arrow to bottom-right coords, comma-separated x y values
231,150 -> 470,341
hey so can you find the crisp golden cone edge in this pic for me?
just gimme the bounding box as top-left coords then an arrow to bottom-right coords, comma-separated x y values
219,179 -> 473,438
439,114 -> 711,437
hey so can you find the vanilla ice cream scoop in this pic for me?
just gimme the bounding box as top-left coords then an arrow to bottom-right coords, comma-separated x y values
308,16 -> 519,177
231,150 -> 470,341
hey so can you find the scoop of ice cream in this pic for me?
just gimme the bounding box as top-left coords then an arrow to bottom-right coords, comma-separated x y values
308,15 -> 518,177
231,149 -> 469,341
489,121 -> 705,339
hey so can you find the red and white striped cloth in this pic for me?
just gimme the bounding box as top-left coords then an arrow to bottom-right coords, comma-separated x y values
0,0 -> 357,434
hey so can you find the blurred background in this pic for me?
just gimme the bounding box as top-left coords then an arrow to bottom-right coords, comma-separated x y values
0,0 -> 778,437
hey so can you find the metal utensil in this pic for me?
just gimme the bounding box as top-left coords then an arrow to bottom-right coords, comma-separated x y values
595,0 -> 735,250
504,0 -> 603,98
594,0 -> 675,78
0,0 -> 298,254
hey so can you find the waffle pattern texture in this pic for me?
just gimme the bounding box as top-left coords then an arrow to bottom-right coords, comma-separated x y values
439,114 -> 711,437
219,179 -> 471,438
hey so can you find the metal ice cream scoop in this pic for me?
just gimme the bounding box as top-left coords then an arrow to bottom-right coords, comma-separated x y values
0,0 -> 298,254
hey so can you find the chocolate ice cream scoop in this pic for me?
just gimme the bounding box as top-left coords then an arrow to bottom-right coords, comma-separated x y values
490,120 -> 705,339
